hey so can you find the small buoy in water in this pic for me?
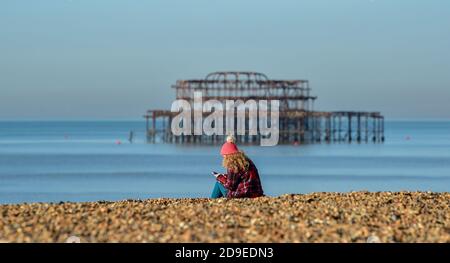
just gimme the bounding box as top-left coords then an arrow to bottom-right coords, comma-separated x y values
64,134 -> 69,140
405,136 -> 411,140
293,141 -> 299,146
115,140 -> 122,145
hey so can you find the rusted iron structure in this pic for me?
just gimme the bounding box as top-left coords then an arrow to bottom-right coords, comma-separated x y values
144,71 -> 384,144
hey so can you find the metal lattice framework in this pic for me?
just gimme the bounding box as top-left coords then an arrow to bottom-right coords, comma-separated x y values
173,71 -> 316,111
144,71 -> 384,144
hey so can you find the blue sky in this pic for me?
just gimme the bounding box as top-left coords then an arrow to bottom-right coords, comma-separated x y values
1,0 -> 449,119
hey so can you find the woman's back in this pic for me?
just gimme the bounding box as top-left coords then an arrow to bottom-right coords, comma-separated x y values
218,159 -> 264,198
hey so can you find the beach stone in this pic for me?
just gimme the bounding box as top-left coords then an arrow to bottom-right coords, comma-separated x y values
0,191 -> 448,243
366,235 -> 381,243
65,235 -> 81,243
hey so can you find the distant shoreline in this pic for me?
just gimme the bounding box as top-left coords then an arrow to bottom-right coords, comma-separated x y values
0,191 -> 448,243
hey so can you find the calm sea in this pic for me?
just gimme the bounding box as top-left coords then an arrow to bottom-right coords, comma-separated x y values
0,120 -> 449,204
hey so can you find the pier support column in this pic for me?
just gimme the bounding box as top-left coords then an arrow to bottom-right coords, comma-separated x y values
365,115 -> 369,142
372,117 -> 377,142
357,113 -> 361,142
348,115 -> 352,142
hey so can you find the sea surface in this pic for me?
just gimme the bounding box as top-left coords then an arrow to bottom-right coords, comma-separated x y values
0,120 -> 449,204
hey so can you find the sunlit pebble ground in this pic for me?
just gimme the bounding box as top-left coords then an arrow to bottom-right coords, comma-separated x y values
0,192 -> 449,243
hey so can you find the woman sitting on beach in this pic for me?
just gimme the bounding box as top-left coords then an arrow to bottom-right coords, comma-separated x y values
211,135 -> 264,198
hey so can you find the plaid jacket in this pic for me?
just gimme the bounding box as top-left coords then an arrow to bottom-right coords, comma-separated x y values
216,160 -> 264,198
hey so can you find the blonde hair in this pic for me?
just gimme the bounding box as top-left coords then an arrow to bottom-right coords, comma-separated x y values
222,151 -> 250,173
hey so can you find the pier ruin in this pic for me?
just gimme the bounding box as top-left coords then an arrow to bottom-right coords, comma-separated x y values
144,71 -> 384,144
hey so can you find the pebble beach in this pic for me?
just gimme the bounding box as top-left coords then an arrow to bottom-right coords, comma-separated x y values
0,191 -> 449,243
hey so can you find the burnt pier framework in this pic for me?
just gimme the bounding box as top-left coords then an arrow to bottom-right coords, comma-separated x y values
144,71 -> 384,144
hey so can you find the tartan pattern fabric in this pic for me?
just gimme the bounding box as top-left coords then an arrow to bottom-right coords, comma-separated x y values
216,160 -> 264,198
